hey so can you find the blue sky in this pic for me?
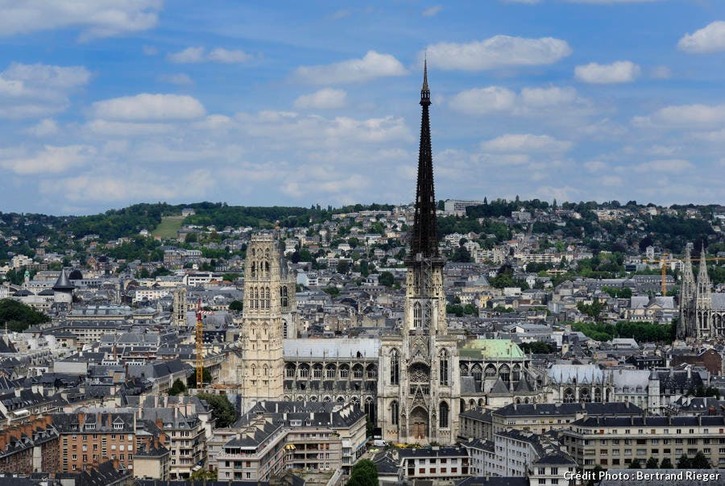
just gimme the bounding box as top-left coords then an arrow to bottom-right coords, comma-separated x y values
1,0 -> 724,215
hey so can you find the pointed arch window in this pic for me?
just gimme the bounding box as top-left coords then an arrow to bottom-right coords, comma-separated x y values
281,287 -> 288,307
413,302 -> 422,329
391,401 -> 399,426
439,349 -> 449,385
390,349 -> 400,385
439,401 -> 449,429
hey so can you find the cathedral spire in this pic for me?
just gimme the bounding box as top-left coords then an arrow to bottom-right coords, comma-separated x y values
698,246 -> 711,287
410,60 -> 438,259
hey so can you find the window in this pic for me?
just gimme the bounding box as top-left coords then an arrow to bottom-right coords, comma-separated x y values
440,350 -> 449,385
391,401 -> 399,426
439,402 -> 449,429
390,349 -> 400,385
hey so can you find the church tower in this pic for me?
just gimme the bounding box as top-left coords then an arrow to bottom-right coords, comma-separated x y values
678,245 -> 696,339
239,233 -> 285,412
695,247 -> 713,339
378,62 -> 460,445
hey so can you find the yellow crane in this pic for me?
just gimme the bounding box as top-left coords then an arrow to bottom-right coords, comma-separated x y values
644,253 -> 723,295
195,299 -> 204,387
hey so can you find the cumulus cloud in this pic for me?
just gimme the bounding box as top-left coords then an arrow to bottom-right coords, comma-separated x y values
0,145 -> 94,175
449,85 -> 584,116
425,35 -> 571,71
294,88 -> 347,109
633,103 -> 725,128
295,51 -> 407,84
575,61 -> 640,84
41,169 -> 214,203
633,159 -> 694,173
159,73 -> 193,86
482,134 -> 572,153
91,94 -> 206,121
26,118 -> 59,137
678,21 -> 725,53
168,47 -> 252,64
0,0 -> 162,40
0,63 -> 91,118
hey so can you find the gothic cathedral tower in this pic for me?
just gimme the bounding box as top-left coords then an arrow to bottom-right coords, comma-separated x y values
239,233 -> 285,412
377,63 -> 461,445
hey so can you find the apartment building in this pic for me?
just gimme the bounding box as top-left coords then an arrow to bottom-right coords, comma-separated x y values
53,409 -> 137,473
561,415 -> 725,469
214,401 -> 366,482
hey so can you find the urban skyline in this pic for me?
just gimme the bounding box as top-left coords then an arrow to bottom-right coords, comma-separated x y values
0,1 -> 724,215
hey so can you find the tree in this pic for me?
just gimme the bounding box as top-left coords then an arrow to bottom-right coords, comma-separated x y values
187,368 -> 212,388
168,378 -> 187,396
0,299 -> 51,332
197,393 -> 237,428
660,458 -> 674,469
677,454 -> 691,469
629,458 -> 642,469
691,451 -> 711,469
189,469 -> 217,481
378,271 -> 395,287
646,457 -> 659,469
228,300 -> 244,312
347,459 -> 378,486
337,260 -> 351,274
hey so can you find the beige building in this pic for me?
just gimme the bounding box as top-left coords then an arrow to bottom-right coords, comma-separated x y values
561,415 -> 725,469
215,401 -> 366,482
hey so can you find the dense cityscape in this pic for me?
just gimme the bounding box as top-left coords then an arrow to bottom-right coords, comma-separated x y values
3,2 -> 725,486
0,62 -> 723,486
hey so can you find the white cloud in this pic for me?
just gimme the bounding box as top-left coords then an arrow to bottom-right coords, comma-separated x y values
0,0 -> 162,40
42,169 -> 214,203
482,134 -> 572,153
520,86 -> 578,107
86,119 -> 175,136
26,118 -> 59,137
448,87 -> 517,115
159,73 -> 194,86
168,47 -> 205,63
0,145 -> 94,175
295,51 -> 407,84
449,85 -> 585,116
633,103 -> 725,128
168,47 -> 252,64
0,63 -> 91,118
575,61 -> 640,84
208,48 -> 252,63
584,161 -> 607,172
633,159 -> 694,173
679,21 -> 725,54
91,94 -> 205,121
423,6 -> 443,16
294,88 -> 347,109
425,35 -> 571,71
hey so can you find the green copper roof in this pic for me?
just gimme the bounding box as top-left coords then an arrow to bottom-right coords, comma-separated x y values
460,339 -> 526,360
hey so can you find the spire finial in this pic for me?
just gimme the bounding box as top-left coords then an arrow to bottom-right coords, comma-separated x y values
420,55 -> 430,105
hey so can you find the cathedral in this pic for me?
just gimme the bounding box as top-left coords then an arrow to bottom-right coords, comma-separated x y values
218,66 -> 545,444
678,246 -> 725,340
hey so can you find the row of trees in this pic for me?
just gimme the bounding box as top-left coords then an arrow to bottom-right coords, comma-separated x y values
572,321 -> 675,343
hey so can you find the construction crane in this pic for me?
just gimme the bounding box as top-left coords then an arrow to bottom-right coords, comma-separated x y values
644,253 -> 723,295
195,299 -> 204,387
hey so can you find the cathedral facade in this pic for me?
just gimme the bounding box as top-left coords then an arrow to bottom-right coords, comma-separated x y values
377,63 -> 461,445
219,66 -> 464,443
678,246 -> 725,340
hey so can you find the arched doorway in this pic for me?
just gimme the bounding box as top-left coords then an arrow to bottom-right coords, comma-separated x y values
409,407 -> 429,441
